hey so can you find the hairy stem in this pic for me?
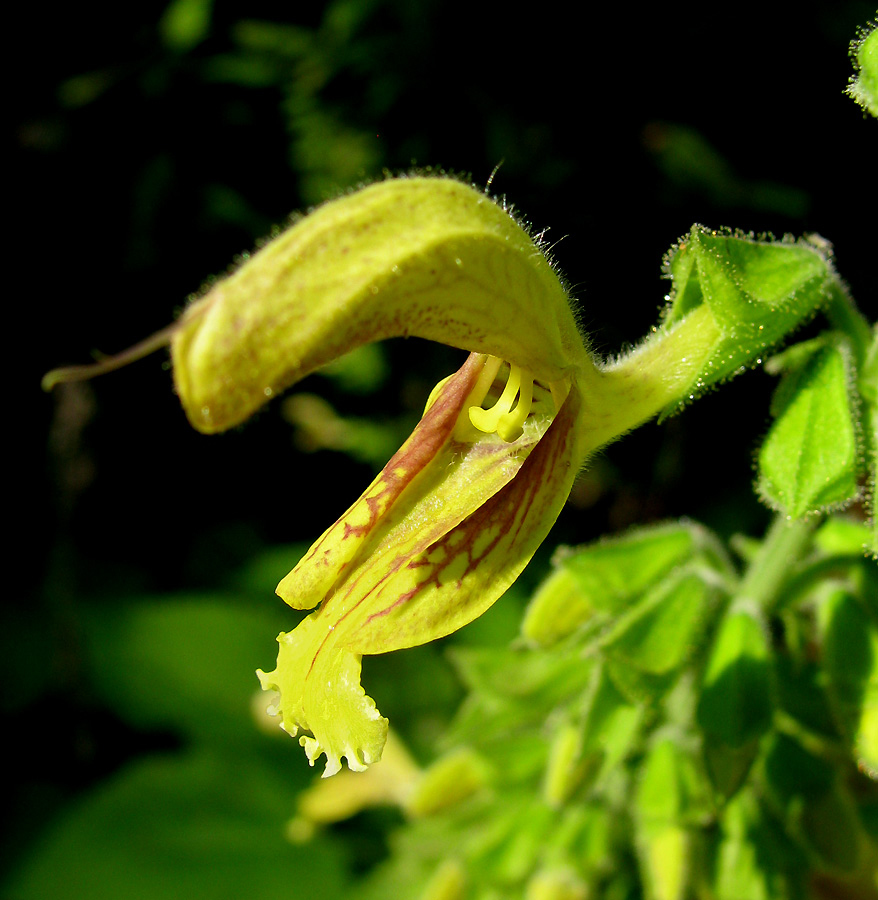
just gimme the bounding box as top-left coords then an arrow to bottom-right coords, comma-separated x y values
578,305 -> 721,454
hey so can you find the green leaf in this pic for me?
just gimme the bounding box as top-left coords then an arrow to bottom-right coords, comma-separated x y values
763,731 -> 832,801
661,227 -> 836,413
820,588 -> 874,739
524,867 -> 590,900
861,325 -> 878,409
542,721 -> 585,808
798,785 -> 864,874
522,523 -> 705,647
461,794 -> 558,885
449,644 -> 591,707
521,565 -> 595,648
550,803 -> 615,877
5,751 -> 347,900
317,342 -> 390,394
814,516 -> 873,557
637,826 -> 689,900
774,654 -> 839,742
702,738 -> 760,802
713,791 -> 791,900
763,734 -> 864,873
446,644 -> 594,749
600,569 -> 713,675
420,859 -> 467,900
819,587 -> 878,773
847,20 -> 878,117
605,658 -> 678,706
758,337 -> 860,519
636,739 -> 703,823
579,663 -> 644,789
697,611 -> 774,747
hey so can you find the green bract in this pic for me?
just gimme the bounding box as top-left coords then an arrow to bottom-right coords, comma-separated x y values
847,21 -> 878,117
661,226 -> 839,414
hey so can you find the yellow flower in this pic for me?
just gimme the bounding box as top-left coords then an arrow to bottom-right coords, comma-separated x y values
46,176 -> 825,775
166,176 -> 618,775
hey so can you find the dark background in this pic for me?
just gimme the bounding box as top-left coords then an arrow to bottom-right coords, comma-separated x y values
8,0 -> 877,890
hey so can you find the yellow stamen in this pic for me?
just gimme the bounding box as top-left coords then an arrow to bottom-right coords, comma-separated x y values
465,356 -> 503,411
468,362 -> 535,442
427,357 -> 502,419
497,373 -> 533,442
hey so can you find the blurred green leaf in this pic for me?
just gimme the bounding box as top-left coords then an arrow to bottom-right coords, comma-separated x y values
814,516 -> 874,556
697,611 -> 773,747
523,523 -> 703,646
5,751 -> 347,900
820,588 -> 874,740
861,326 -> 878,407
232,19 -> 313,56
635,740 -> 701,900
408,747 -> 488,818
475,795 -> 557,884
702,738 -> 761,803
521,565 -> 592,648
819,588 -> 878,773
281,392 -> 405,469
712,791 -> 789,900
763,733 -> 864,873
644,123 -> 808,217
774,654 -> 839,742
799,784 -> 864,874
159,0 -> 214,51
82,595 -> 290,746
579,663 -> 644,789
763,730 -> 833,801
542,720 -> 585,808
318,342 -> 390,394
600,569 -> 713,675
445,644 -> 593,749
636,739 -> 703,823
550,803 -> 615,878
448,645 -> 590,708
229,544 -> 309,597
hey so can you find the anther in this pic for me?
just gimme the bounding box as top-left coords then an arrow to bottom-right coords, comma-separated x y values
469,363 -> 534,442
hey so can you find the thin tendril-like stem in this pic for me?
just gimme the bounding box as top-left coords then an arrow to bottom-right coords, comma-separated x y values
41,322 -> 179,391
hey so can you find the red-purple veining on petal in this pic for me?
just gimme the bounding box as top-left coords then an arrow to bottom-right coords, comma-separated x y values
284,353 -> 486,591
341,388 -> 580,653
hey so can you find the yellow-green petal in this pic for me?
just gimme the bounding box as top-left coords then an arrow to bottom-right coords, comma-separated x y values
257,613 -> 387,778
